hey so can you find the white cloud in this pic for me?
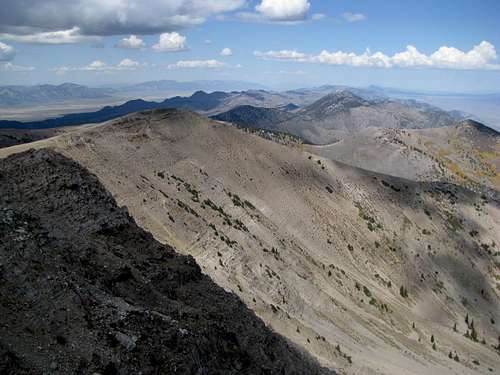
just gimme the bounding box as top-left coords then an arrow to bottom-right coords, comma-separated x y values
235,0 -> 317,24
254,49 -> 308,61
256,0 -> 310,21
220,47 -> 233,56
255,41 -> 500,70
204,39 -> 213,45
51,58 -> 143,74
0,62 -> 35,71
116,35 -> 145,49
167,59 -> 226,69
84,60 -> 108,71
342,12 -> 367,22
152,32 -> 188,52
0,41 -> 15,61
116,58 -> 141,69
0,0 -> 246,41
0,27 -> 100,44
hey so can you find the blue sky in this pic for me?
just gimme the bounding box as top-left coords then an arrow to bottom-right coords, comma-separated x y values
0,0 -> 499,92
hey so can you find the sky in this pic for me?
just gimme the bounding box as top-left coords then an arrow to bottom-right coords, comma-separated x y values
0,0 -> 499,92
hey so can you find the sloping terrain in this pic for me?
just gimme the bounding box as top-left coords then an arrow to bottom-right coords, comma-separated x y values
212,105 -> 295,130
307,120 -> 500,191
2,109 -> 499,375
0,148 -> 331,375
215,90 -> 462,144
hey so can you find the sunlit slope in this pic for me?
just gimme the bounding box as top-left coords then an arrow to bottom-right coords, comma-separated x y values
307,120 -> 500,192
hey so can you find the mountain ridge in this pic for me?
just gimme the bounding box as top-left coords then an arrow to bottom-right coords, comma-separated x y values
1,109 -> 498,374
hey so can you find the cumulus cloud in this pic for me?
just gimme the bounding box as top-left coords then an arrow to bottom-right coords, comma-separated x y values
116,35 -> 145,49
256,0 -> 310,21
51,58 -> 143,74
235,0 -> 316,24
152,32 -> 188,52
220,47 -> 233,56
342,12 -> 366,22
116,58 -> 141,69
0,27 -> 100,44
0,0 -> 245,43
0,62 -> 35,71
166,59 -> 226,69
0,42 -> 15,61
255,41 -> 500,70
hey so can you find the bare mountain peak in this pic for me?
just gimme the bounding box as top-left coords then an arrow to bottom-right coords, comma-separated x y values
305,90 -> 369,116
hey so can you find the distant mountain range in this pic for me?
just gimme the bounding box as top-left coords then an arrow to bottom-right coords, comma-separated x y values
0,89 -> 306,129
0,88 -> 469,138
116,79 -> 268,93
213,90 -> 465,144
0,83 -> 114,106
0,80 -> 269,107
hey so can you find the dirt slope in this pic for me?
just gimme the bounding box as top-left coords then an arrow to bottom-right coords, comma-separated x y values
307,120 -> 500,192
1,109 -> 499,374
0,148 -> 332,375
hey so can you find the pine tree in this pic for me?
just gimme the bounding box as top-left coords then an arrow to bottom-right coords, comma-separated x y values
465,313 -> 469,325
432,342 -> 436,350
431,334 -> 435,343
448,351 -> 452,359
453,322 -> 457,332
454,353 -> 459,362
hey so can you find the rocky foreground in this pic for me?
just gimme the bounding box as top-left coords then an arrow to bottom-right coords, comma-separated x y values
0,149 -> 332,375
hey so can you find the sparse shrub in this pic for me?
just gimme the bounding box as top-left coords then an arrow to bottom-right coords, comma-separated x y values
363,286 -> 372,297
399,286 -> 408,298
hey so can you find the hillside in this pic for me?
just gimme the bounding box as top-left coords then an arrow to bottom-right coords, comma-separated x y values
2,109 -> 499,374
0,148 -> 331,375
0,128 -> 62,148
307,120 -> 500,191
212,105 -> 294,130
